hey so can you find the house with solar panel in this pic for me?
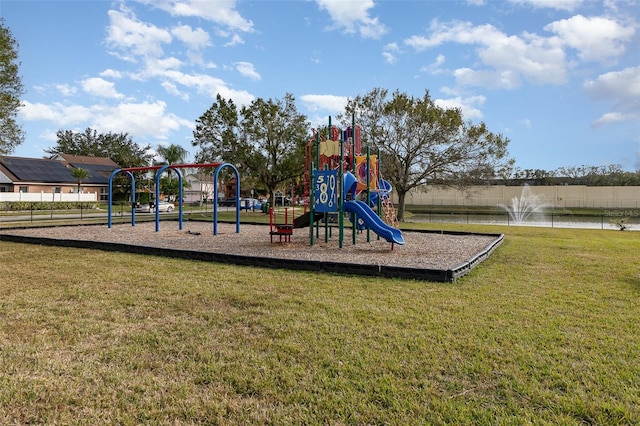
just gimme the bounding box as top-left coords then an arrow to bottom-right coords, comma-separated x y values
0,154 -> 119,203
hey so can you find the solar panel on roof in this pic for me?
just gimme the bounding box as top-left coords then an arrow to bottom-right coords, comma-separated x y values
68,162 -> 117,184
2,158 -> 76,183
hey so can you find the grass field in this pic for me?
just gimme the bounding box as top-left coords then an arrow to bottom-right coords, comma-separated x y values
1,223 -> 638,424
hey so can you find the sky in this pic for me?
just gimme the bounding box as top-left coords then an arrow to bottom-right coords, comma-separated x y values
2,0 -> 639,172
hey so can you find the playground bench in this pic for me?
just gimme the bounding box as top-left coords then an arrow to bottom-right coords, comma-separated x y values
270,224 -> 293,243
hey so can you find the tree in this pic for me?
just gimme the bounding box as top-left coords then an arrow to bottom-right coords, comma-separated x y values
70,167 -> 89,195
156,143 -> 188,167
192,94 -> 241,164
0,19 -> 25,156
340,88 -> 512,221
46,127 -> 153,168
191,95 -> 243,198
154,143 -> 189,201
192,93 -> 308,201
240,93 -> 308,201
153,144 -> 189,199
46,127 -> 154,201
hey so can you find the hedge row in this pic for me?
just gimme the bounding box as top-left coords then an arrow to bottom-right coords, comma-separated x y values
0,202 -> 98,211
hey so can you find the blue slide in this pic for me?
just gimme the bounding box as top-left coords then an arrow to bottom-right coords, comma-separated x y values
343,200 -> 405,245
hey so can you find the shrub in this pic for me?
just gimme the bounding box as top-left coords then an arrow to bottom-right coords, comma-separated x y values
0,201 -> 96,211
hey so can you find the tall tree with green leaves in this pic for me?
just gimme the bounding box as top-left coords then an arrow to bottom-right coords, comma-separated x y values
154,143 -> 189,201
156,143 -> 188,167
0,19 -> 25,156
340,88 -> 513,221
192,93 -> 308,200
46,127 -> 153,168
191,95 -> 243,197
240,93 -> 308,201
192,94 -> 241,164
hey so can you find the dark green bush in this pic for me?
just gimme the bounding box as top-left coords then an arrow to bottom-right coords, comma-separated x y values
0,202 -> 97,211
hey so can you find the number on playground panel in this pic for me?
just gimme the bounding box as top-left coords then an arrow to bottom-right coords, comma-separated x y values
314,171 -> 337,212
319,183 -> 328,203
328,174 -> 335,207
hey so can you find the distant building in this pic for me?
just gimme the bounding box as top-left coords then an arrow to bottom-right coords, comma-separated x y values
0,154 -> 119,202
183,173 -> 214,204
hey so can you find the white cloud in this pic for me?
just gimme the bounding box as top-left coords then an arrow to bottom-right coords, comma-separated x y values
133,0 -> 251,48
585,66 -> 640,127
19,101 -> 92,126
134,0 -> 254,32
507,0 -> 585,11
81,77 -> 124,99
544,15 -> 635,62
155,69 -> 255,106
584,67 -> 640,103
420,54 -> 446,74
434,95 -> 486,120
141,57 -> 184,77
171,24 -> 211,50
382,51 -> 395,64
234,62 -> 261,81
590,111 -> 639,127
55,84 -> 78,97
224,33 -> 244,47
315,0 -> 387,39
300,94 -> 349,113
405,20 -> 568,88
106,7 -> 172,61
99,69 -> 123,79
405,21 -> 505,50
91,101 -> 192,139
19,100 -> 192,141
382,43 -> 401,64
454,68 -> 522,89
161,81 -> 189,101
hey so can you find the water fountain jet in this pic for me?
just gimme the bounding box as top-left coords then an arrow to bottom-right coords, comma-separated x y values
499,185 -> 551,224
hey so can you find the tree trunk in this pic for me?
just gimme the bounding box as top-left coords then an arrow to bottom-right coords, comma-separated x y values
396,190 -> 407,222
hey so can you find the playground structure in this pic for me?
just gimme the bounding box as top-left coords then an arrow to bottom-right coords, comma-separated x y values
297,116 -> 404,249
107,162 -> 240,235
4,135 -> 505,282
104,116 -> 402,251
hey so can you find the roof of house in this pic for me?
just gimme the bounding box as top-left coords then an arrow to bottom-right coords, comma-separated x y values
0,155 -> 119,185
52,154 -> 119,167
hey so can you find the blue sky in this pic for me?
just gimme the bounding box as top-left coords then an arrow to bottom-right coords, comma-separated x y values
2,0 -> 639,171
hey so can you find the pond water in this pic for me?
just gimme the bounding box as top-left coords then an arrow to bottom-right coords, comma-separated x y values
408,212 -> 639,231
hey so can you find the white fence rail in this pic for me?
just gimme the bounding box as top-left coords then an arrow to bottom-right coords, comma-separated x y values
0,192 -> 98,202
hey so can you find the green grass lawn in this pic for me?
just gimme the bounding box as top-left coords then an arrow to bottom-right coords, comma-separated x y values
1,223 -> 638,424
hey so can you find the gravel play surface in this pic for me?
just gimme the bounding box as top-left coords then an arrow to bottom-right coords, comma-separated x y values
1,221 -> 502,271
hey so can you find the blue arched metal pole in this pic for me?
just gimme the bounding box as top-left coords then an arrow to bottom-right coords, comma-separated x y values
107,169 -> 119,228
213,163 -> 240,235
173,168 -> 184,230
154,167 -> 162,232
155,165 -> 183,232
108,169 -> 135,228
127,171 -> 136,226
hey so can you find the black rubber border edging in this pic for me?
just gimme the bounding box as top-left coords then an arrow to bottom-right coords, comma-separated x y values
0,227 -> 503,283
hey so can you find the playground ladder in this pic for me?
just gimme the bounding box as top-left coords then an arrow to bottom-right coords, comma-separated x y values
381,194 -> 400,228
